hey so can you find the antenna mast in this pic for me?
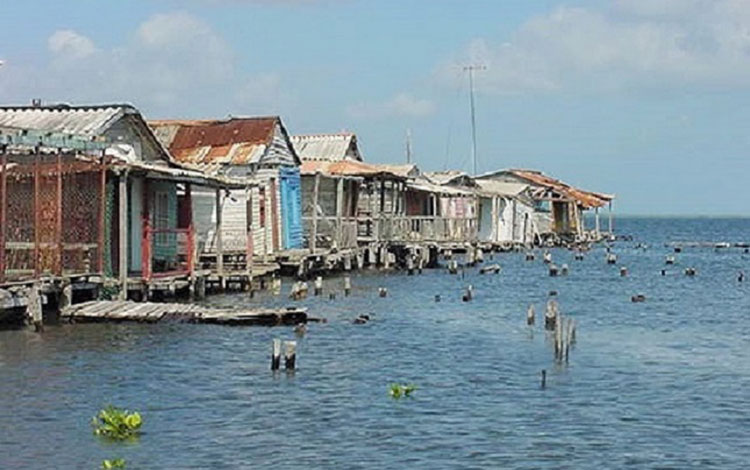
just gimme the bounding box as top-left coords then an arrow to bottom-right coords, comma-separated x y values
463,64 -> 485,175
406,128 -> 412,164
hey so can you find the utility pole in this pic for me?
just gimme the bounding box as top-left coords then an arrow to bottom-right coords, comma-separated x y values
405,128 -> 412,164
464,64 -> 486,175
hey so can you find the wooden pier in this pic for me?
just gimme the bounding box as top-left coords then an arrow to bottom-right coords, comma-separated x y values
62,300 -> 307,326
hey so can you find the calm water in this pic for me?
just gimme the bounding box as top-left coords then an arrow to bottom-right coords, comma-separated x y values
1,217 -> 749,469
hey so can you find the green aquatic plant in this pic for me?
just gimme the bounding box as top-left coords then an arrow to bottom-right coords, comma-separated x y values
101,458 -> 126,469
389,383 -> 416,399
92,406 -> 142,440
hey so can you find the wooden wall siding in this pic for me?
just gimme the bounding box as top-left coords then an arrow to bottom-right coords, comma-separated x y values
104,115 -> 163,163
191,187 -> 249,254
477,197 -> 493,242
249,168 -> 282,256
257,123 -> 298,168
279,167 -> 304,250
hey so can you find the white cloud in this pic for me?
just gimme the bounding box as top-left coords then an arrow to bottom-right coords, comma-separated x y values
48,30 -> 97,60
347,93 -> 436,119
0,12 -> 286,117
442,0 -> 750,95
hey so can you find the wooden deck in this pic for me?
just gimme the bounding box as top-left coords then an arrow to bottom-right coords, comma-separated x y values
61,300 -> 307,326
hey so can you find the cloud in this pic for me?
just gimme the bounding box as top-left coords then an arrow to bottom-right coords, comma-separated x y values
48,30 -> 97,60
0,12 -> 287,117
347,93 -> 437,119
441,0 -> 750,95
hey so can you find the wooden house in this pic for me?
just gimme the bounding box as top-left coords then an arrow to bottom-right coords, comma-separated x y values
150,117 -> 304,271
0,104 -> 239,299
292,133 -> 364,251
476,169 -> 614,241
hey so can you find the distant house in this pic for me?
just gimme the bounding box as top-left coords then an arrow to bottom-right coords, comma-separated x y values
150,117 -> 304,266
0,104 -> 236,295
476,169 -> 614,240
292,133 -> 364,251
290,132 -> 363,162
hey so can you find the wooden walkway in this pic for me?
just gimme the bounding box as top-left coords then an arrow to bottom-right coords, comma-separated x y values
61,300 -> 307,326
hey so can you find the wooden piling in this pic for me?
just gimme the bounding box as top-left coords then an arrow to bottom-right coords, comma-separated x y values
271,339 -> 281,370
541,369 -> 546,389
620,267 -> 628,277
314,276 -> 323,296
284,340 -> 297,370
527,304 -> 535,325
344,276 -> 351,296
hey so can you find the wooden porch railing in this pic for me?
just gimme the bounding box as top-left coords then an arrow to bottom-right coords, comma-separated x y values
142,227 -> 194,281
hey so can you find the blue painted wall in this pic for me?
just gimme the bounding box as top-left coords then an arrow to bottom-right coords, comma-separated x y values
279,167 -> 303,249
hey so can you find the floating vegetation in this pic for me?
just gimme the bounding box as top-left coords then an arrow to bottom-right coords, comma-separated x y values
389,383 -> 416,399
101,458 -> 126,469
92,406 -> 142,441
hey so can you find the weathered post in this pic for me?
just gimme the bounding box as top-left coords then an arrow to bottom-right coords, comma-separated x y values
28,282 -> 43,333
406,253 -> 415,276
549,264 -> 559,277
561,264 -> 569,275
314,276 -> 323,296
543,251 -> 552,264
607,253 -> 617,264
378,287 -> 388,298
541,369 -> 547,389
545,299 -> 558,331
118,171 -> 129,300
620,267 -> 628,277
284,340 -> 297,370
310,172 -> 320,254
271,339 -> 281,371
344,276 -> 351,296
527,304 -> 535,326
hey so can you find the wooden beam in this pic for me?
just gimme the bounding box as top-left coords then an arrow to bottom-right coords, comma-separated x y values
141,179 -> 152,282
0,150 -> 6,284
270,178 -> 279,252
608,201 -> 614,234
246,187 -> 254,280
595,207 -> 601,237
336,176 -> 344,248
56,153 -> 63,276
118,172 -> 128,300
310,172 -> 320,254
33,152 -> 40,278
98,155 -> 107,274
215,188 -> 224,281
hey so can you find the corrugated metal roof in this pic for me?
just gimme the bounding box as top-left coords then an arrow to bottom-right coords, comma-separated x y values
300,159 -> 405,180
0,105 -> 128,136
290,133 -> 362,162
503,169 -> 614,208
407,177 -> 472,196
425,170 -> 473,186
150,117 -> 299,167
474,179 -> 529,197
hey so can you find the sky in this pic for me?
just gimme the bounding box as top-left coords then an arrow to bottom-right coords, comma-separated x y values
1,0 -> 749,216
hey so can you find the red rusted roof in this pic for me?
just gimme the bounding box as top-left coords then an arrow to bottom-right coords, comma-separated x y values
301,159 -> 405,179
149,117 -> 295,167
508,169 -> 614,208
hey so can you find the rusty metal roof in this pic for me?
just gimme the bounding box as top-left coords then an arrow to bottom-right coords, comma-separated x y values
300,159 -> 406,180
0,104 -> 130,136
290,133 -> 363,162
149,117 -> 299,167
504,169 -> 614,208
